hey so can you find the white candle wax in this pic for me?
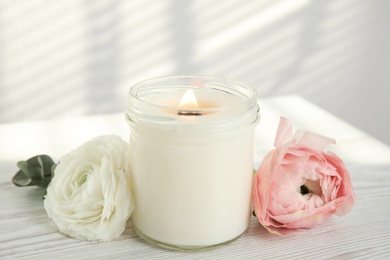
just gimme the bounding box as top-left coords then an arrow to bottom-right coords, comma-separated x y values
126,76 -> 259,250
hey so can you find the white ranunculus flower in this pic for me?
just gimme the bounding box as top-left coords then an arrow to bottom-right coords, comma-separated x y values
44,135 -> 134,241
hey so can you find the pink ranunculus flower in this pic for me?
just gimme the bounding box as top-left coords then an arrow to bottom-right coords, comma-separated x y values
252,117 -> 355,236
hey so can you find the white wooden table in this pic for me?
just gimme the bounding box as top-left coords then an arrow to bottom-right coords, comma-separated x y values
1,95 -> 389,259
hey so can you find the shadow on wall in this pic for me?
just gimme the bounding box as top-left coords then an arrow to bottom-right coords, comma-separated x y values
0,0 -> 389,144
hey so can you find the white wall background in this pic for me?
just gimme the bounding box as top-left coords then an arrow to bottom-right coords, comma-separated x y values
0,0 -> 389,144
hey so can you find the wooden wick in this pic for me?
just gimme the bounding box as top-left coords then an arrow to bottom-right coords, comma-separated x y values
178,111 -> 202,116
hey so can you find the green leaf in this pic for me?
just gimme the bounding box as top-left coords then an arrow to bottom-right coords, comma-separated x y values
12,155 -> 56,189
13,162 -> 32,186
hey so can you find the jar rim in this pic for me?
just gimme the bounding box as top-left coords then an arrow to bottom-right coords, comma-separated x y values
128,75 -> 258,113
126,75 -> 260,132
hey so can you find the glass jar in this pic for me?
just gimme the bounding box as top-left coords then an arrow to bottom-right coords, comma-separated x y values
126,76 -> 260,251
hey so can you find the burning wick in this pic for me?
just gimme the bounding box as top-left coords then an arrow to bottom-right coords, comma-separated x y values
178,111 -> 202,116
178,89 -> 201,116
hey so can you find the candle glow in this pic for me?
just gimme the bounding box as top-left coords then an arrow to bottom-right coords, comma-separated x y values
178,89 -> 199,109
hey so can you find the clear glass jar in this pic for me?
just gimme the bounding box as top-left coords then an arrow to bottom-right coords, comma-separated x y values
126,76 -> 260,251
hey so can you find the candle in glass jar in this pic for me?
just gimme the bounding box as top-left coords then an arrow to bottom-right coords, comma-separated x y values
126,76 -> 259,250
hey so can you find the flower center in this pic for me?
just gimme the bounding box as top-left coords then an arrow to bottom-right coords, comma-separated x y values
299,179 -> 322,196
300,185 -> 310,195
77,173 -> 88,186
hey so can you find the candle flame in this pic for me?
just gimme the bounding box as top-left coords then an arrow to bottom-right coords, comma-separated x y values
178,90 -> 199,108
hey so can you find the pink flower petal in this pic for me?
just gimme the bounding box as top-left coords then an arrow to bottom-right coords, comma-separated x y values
294,130 -> 335,152
274,117 -> 293,148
